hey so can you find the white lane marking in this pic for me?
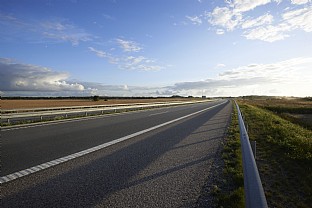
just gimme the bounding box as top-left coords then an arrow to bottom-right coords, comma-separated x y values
2,102 -> 200,131
149,111 -> 168,116
0,101 -> 227,184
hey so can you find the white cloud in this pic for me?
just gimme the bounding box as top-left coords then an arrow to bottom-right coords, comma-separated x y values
122,56 -> 163,71
162,57 -> 312,97
216,63 -> 226,67
88,47 -> 163,71
1,57 -> 311,97
241,13 -> 274,29
0,58 -> 85,92
88,47 -> 107,58
88,47 -> 119,64
186,15 -> 202,25
243,24 -> 289,42
207,1 -> 272,31
41,20 -> 93,46
204,0 -> 312,42
243,6 -> 312,41
216,29 -> 225,35
282,7 -> 312,32
116,38 -> 142,52
291,0 -> 311,5
208,6 -> 242,31
231,0 -> 272,13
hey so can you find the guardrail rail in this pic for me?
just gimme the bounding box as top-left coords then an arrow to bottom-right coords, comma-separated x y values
235,101 -> 268,208
1,100 -> 215,125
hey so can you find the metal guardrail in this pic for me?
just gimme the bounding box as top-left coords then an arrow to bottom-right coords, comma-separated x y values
1,100 -> 214,125
1,101 -> 180,114
235,101 -> 268,208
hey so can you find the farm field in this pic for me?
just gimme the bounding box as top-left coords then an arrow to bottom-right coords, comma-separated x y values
240,97 -> 312,130
1,98 -> 203,110
237,98 -> 312,208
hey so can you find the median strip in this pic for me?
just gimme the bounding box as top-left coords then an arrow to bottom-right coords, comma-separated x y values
0,100 -> 227,184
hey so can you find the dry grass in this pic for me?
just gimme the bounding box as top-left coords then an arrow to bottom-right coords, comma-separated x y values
1,98 -> 201,110
240,98 -> 312,114
240,98 -> 312,130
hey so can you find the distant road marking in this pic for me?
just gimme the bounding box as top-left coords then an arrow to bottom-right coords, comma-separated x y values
149,111 -> 168,116
0,100 -> 227,184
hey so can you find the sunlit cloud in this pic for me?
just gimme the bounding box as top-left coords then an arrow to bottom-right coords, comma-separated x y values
0,58 -> 85,92
291,0 -> 311,5
1,57 -> 311,97
243,6 -> 312,41
241,13 -> 273,29
186,0 -> 312,42
216,63 -> 226,68
158,57 -> 312,97
208,6 -> 242,31
230,0 -> 271,13
116,38 -> 142,52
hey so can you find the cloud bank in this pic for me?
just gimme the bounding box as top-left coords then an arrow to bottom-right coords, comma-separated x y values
0,58 -> 84,92
1,57 -> 311,97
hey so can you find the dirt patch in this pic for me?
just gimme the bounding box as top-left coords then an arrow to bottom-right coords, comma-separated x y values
1,98 -> 202,110
287,113 -> 312,123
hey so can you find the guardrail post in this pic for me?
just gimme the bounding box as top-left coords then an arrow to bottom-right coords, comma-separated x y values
7,118 -> 10,124
235,101 -> 268,208
251,141 -> 256,159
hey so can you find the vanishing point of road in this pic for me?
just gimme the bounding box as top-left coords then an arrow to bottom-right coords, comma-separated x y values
1,99 -> 232,207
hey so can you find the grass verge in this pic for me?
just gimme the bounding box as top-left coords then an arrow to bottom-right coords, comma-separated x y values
238,102 -> 312,208
215,101 -> 245,208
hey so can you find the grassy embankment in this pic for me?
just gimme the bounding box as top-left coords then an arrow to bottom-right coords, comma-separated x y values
214,101 -> 244,207
238,99 -> 312,207
242,97 -> 312,130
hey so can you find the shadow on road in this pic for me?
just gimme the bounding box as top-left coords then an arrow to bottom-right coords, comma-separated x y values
2,101 -> 230,208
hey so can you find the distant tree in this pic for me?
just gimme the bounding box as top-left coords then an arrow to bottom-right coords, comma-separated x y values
92,95 -> 100,101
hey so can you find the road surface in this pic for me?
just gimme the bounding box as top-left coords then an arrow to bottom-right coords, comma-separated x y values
1,100 -> 232,207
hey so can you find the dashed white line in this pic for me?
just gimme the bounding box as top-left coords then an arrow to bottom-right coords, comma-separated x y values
149,111 -> 168,116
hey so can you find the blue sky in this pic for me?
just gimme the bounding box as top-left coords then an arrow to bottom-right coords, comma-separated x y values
1,0 -> 311,97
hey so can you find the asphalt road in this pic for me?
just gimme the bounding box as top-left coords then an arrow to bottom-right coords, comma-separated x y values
1,100 -> 232,207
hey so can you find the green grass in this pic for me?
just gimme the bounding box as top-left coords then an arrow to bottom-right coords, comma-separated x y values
239,98 -> 312,130
216,101 -> 245,208
238,102 -> 312,208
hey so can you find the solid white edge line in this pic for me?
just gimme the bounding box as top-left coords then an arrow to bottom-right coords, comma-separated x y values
0,101 -> 227,184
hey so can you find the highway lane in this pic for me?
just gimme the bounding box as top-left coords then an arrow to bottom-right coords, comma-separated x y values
2,99 -> 232,207
2,99 -> 225,176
